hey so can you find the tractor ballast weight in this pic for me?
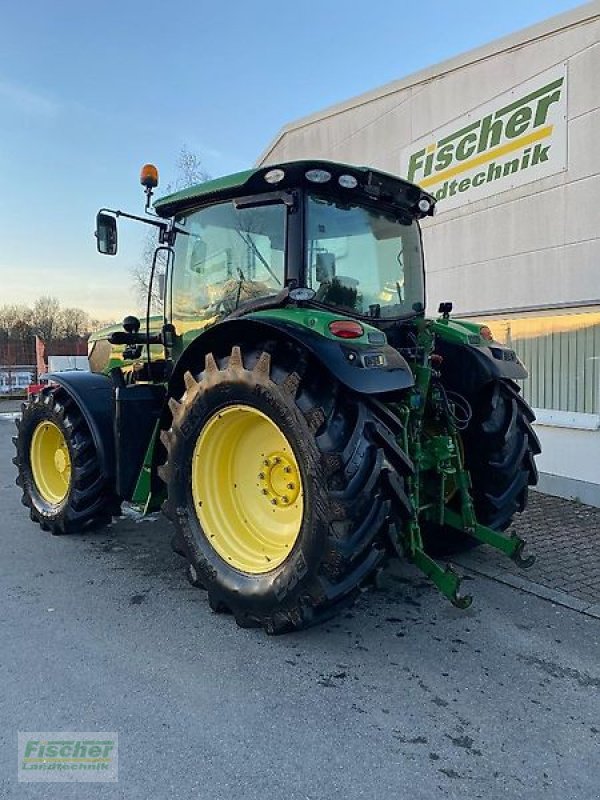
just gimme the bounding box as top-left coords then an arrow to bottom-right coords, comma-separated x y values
14,159 -> 540,632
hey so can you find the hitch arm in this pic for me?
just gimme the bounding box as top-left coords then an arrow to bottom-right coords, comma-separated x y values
443,509 -> 535,568
412,548 -> 472,609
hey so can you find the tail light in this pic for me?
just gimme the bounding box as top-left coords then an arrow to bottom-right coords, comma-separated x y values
328,320 -> 364,339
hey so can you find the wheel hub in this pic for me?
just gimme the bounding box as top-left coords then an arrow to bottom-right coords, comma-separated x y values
54,448 -> 68,474
258,452 -> 300,507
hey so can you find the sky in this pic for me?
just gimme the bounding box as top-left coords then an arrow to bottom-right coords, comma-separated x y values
0,0 -> 589,322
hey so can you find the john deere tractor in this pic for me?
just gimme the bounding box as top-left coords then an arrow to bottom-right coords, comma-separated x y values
14,160 -> 540,633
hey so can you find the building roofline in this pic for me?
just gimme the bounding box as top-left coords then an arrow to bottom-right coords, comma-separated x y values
257,1 -> 600,165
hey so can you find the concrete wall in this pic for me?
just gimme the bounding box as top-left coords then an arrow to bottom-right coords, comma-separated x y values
534,421 -> 600,506
259,2 -> 600,505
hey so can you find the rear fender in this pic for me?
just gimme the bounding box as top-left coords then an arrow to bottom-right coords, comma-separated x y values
434,338 -> 527,396
166,316 -> 415,409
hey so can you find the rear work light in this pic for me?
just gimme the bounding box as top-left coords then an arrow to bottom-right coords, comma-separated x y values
329,320 -> 364,339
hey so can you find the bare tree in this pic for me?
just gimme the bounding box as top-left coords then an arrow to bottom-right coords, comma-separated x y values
87,317 -> 112,333
172,146 -> 210,194
0,304 -> 33,338
59,307 -> 90,338
131,232 -> 166,313
31,296 -> 61,342
0,299 -> 92,374
132,145 -> 210,313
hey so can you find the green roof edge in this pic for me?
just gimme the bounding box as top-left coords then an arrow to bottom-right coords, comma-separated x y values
154,168 -> 257,216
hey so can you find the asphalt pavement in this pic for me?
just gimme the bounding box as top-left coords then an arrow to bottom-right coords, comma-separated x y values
1,415 -> 599,799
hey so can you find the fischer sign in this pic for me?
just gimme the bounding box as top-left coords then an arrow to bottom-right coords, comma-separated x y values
400,64 -> 567,211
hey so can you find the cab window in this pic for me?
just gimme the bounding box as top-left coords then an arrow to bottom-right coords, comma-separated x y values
306,194 -> 424,319
171,200 -> 285,323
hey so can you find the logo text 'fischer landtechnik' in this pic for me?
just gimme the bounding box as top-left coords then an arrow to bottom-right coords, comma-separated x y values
21,739 -> 115,771
406,77 -> 564,200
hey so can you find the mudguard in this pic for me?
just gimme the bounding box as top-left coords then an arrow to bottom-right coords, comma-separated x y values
434,337 -> 528,395
166,316 -> 415,403
45,371 -> 116,479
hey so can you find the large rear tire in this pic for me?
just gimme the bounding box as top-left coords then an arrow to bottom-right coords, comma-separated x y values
465,380 -> 540,528
425,378 -> 540,555
13,388 -> 119,534
159,344 -> 412,633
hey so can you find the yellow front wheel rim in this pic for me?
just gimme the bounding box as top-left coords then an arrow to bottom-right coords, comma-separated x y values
30,420 -> 72,505
191,405 -> 304,574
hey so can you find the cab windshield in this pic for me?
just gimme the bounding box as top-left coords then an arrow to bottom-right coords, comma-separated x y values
171,200 -> 285,324
305,194 -> 424,319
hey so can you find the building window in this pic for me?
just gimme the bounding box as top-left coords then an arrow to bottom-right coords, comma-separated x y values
477,308 -> 600,414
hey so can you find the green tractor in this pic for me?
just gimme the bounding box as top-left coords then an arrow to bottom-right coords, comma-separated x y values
13,160 -> 540,633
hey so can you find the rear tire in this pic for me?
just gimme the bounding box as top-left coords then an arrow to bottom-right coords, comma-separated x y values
13,388 -> 119,534
159,343 -> 412,633
425,379 -> 540,555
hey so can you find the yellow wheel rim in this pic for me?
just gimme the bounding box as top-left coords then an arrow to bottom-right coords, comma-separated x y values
30,420 -> 72,505
191,405 -> 304,574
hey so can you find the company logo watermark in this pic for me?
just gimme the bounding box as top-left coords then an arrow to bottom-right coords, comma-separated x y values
400,64 -> 567,211
18,732 -> 118,782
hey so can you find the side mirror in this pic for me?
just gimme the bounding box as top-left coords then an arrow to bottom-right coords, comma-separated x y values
96,212 -> 118,255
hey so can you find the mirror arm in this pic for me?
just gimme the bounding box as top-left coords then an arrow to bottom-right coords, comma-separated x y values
99,207 -> 169,235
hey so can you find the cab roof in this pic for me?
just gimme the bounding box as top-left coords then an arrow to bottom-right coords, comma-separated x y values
153,160 -> 435,220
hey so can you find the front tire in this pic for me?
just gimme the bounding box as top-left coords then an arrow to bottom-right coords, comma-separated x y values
13,388 -> 118,534
159,344 -> 412,633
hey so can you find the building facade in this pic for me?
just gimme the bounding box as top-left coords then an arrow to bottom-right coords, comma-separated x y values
258,2 -> 600,506
0,366 -> 34,396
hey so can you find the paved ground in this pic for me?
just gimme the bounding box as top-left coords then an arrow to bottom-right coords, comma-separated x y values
457,493 -> 600,613
0,398 -> 22,413
1,416 -> 599,799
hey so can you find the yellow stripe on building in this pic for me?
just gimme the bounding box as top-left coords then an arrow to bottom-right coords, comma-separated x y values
420,124 -> 553,188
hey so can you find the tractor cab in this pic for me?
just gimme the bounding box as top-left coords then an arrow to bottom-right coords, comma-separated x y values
95,161 -> 435,372
153,161 -> 434,328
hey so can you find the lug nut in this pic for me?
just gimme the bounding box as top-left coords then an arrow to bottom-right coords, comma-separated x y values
258,472 -> 265,480
287,483 -> 295,490
263,459 -> 270,466
284,466 -> 292,474
271,498 -> 278,505
281,496 -> 289,504
262,489 -> 268,495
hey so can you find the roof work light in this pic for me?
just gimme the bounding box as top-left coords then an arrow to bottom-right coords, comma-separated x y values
140,163 -> 159,210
